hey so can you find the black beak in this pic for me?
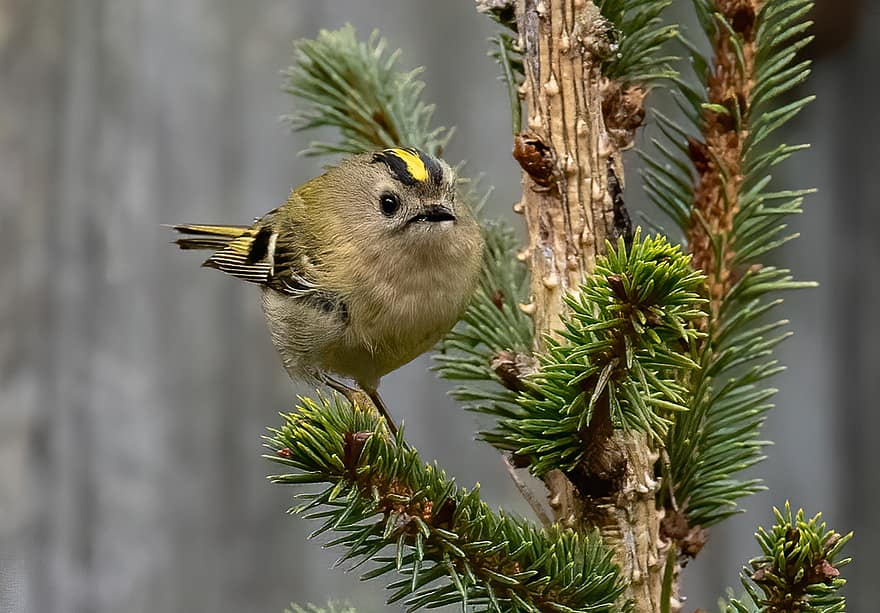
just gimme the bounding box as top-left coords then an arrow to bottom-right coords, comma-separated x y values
407,204 -> 456,224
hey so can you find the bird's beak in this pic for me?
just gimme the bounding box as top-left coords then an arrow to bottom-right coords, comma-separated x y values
407,204 -> 456,224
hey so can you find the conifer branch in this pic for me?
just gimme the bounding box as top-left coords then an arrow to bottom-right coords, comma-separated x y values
724,503 -> 851,613
478,2 -> 524,134
499,232 -> 706,480
439,231 -> 706,471
266,397 -> 628,612
490,33 -> 525,134
595,0 -> 677,152
596,0 -> 677,84
282,25 -> 453,156
643,0 -> 818,545
270,8 -> 845,613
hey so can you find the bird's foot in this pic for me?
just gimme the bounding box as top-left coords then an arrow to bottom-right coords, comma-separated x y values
321,375 -> 399,436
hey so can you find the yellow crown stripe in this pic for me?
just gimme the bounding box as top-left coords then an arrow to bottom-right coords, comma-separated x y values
388,148 -> 429,183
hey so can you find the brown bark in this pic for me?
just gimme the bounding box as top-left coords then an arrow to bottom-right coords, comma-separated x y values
513,1 -> 671,611
513,0 -> 624,333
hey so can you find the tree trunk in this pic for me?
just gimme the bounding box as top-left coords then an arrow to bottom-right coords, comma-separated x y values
514,1 -> 670,610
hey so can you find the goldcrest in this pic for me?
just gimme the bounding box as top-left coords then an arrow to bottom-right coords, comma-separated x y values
172,148 -> 484,431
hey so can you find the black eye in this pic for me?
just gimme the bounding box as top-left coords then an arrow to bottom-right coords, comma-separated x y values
379,192 -> 401,216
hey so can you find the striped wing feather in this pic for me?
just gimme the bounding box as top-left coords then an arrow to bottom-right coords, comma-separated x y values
171,222 -> 323,300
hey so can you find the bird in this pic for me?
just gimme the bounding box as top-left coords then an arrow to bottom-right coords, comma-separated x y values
170,147 -> 484,433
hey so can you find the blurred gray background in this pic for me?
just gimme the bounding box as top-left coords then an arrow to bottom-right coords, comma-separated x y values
1,0 -> 876,611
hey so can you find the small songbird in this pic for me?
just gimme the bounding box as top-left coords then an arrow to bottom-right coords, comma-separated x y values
171,148 -> 484,433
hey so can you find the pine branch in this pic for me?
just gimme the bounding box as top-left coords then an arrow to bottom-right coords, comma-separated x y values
724,503 -> 851,613
597,0 -> 678,84
271,9 -> 844,613
476,2 -> 524,134
438,230 -> 706,474
282,25 -> 453,157
643,0 -> 817,534
495,232 -> 706,480
266,397 -> 628,612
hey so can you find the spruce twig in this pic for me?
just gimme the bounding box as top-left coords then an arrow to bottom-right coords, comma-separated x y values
266,396 -> 627,612
282,25 -> 452,157
725,503 -> 851,613
644,0 -> 819,543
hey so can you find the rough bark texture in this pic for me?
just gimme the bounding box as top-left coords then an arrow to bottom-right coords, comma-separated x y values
514,0 -> 622,332
513,1 -> 668,611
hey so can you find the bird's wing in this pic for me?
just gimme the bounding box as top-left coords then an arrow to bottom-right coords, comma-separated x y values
267,229 -> 348,320
173,207 -> 347,319
206,223 -> 346,317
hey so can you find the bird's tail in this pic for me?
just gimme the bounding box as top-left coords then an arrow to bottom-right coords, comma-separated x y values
170,224 -> 251,251
170,223 -> 274,285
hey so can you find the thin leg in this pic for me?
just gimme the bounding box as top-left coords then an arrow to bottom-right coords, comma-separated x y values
364,388 -> 399,436
322,374 -> 361,405
322,375 -> 399,436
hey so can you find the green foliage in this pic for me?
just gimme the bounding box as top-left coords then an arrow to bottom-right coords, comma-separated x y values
499,232 -> 706,476
645,0 -> 817,528
598,0 -> 677,83
266,396 -> 628,613
724,503 -> 851,613
282,25 -> 452,157
272,11 -> 845,613
437,231 -> 707,474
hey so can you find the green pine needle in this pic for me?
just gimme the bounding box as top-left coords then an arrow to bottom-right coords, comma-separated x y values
598,0 -> 678,84
724,503 -> 851,613
489,32 -> 524,134
265,396 -> 628,612
645,0 -> 817,528
497,231 -> 706,477
282,25 -> 453,157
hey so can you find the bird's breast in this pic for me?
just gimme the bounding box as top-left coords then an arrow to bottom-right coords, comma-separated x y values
343,245 -> 474,370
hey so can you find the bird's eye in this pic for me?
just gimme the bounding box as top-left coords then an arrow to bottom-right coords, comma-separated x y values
379,192 -> 401,216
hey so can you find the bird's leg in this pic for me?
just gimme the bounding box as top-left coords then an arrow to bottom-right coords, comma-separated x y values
322,374 -> 361,404
363,387 -> 399,436
321,375 -> 398,435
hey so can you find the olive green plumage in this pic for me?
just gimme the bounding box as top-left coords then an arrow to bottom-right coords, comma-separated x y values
172,148 -> 484,429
